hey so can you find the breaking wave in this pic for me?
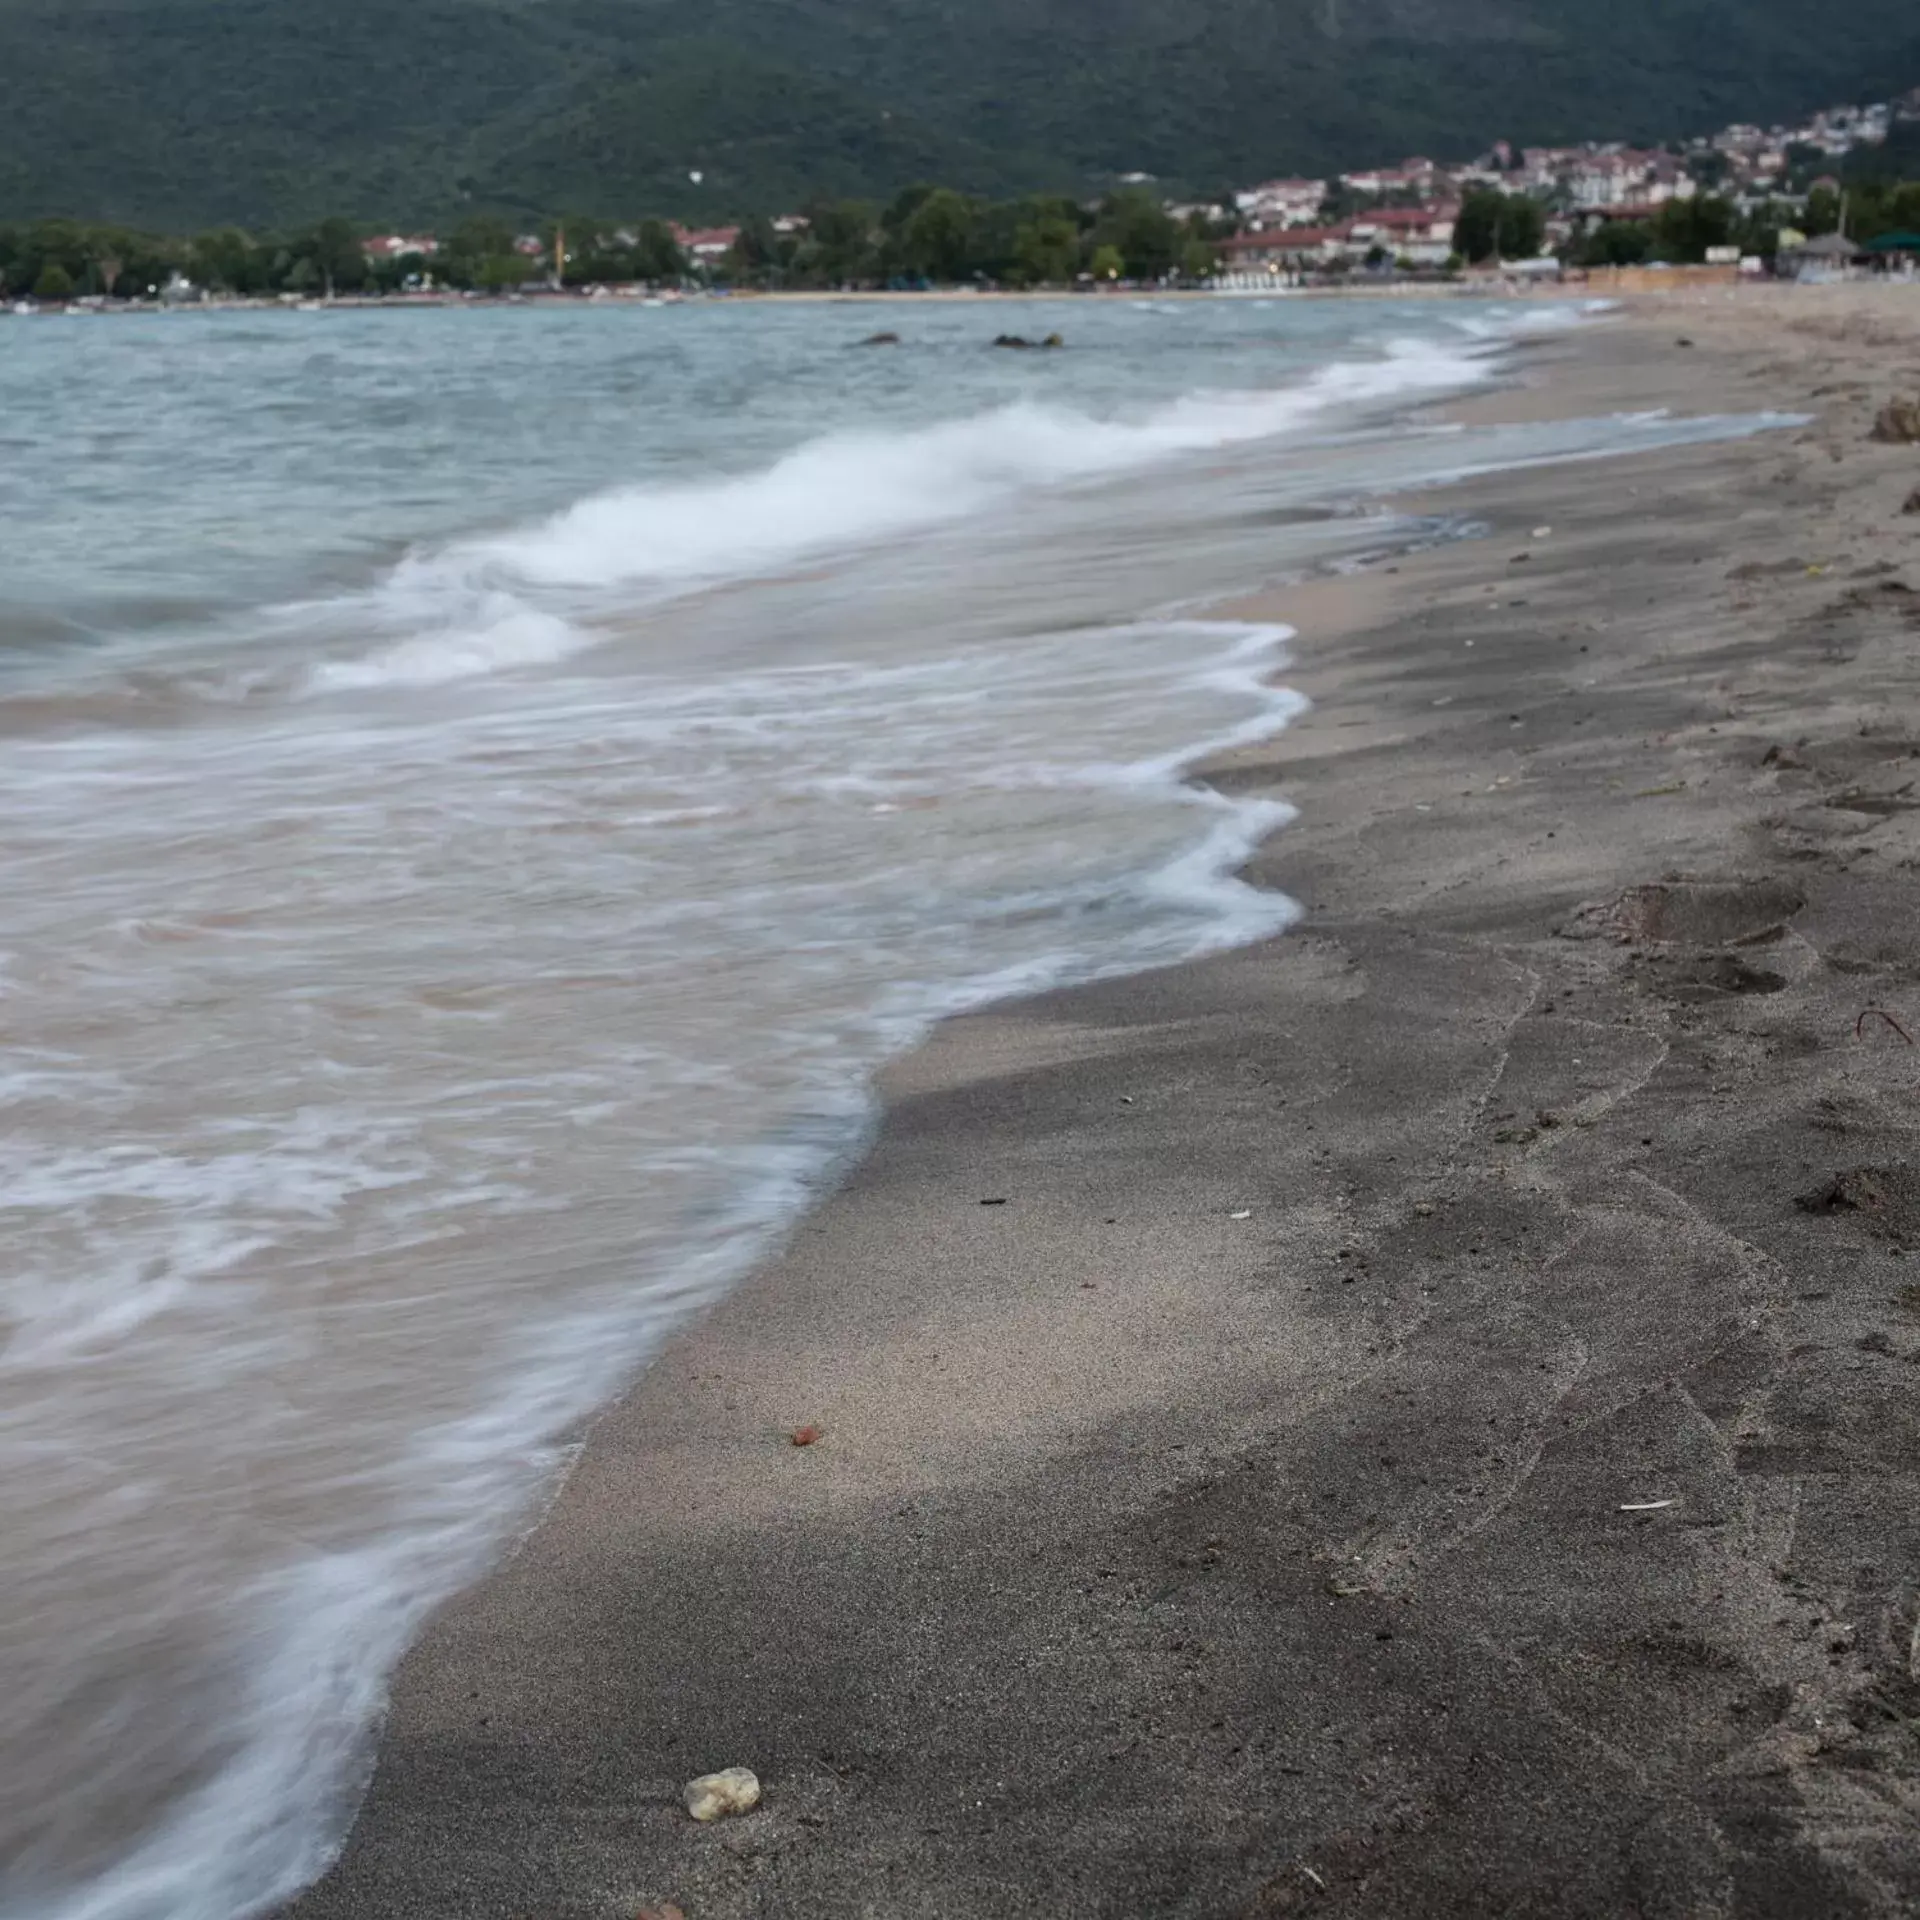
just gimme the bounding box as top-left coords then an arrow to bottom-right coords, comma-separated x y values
307,332 -> 1496,692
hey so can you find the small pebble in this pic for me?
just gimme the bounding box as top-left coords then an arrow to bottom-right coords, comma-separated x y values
684,1766 -> 761,1822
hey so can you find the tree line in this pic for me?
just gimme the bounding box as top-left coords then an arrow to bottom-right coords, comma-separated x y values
1448,177 -> 1920,272
0,188 -> 1226,301
11,165 -> 1915,303
1560,179 -> 1920,269
0,215 -> 681,301
709,187 -> 1222,289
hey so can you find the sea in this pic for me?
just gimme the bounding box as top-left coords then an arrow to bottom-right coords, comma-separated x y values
0,292 -> 1787,1920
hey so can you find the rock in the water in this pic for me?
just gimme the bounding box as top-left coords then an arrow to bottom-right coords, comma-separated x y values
857,330 -> 901,347
992,333 -> 1033,349
1902,486 -> 1920,516
1870,396 -> 1920,444
1042,332 -> 1064,348
683,1766 -> 761,1822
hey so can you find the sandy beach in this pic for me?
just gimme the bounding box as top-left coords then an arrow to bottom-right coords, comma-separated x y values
287,284 -> 1920,1918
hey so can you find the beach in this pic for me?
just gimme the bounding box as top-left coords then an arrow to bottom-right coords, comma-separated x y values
273,285 -> 1920,1917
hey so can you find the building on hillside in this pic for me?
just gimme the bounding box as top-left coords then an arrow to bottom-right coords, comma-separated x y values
1217,224 -> 1352,272
1566,201 -> 1663,242
1346,204 -> 1459,264
1233,178 -> 1327,227
361,234 -> 439,261
1341,157 -> 1438,199
671,225 -> 743,263
1516,147 -> 1583,192
1218,206 -> 1459,273
1551,147 -> 1697,209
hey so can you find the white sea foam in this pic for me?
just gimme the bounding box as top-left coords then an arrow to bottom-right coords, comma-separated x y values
305,333 -> 1496,693
13,617 -> 1307,1920
5,296 -> 1797,1920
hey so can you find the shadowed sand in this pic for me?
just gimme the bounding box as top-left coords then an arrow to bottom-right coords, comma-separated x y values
289,286 -> 1920,1918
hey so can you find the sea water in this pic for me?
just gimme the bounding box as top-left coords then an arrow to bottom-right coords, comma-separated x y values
0,294 -> 1781,1919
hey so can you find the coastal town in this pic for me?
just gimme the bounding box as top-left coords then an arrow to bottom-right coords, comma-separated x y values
5,83 -> 1919,307
1213,88 -> 1918,274
349,84 -> 1920,292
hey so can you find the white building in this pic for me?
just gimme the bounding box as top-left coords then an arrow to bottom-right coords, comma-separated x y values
1233,178 -> 1328,227
1340,157 -> 1438,199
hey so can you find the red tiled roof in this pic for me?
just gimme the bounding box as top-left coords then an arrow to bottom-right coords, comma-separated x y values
1363,205 -> 1460,229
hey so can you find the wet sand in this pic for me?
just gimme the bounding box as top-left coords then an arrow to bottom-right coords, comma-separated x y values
289,286 -> 1920,1918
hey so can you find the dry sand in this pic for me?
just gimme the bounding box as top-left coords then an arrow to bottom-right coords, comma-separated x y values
288,284 -> 1920,1918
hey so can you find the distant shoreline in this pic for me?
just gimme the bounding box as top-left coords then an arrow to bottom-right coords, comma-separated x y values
7,279 -> 1588,319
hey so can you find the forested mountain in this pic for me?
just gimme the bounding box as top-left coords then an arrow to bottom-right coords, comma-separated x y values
3,0 -> 1916,229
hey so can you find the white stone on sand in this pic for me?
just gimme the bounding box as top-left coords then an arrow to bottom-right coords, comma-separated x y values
683,1766 -> 762,1822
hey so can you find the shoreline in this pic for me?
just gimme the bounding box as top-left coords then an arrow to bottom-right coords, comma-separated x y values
289,286 -> 1920,1917
2,278 -> 1676,318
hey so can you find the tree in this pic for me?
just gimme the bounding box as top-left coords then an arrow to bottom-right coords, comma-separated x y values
725,214 -> 780,282
1574,220 -> 1653,268
1497,196 -> 1546,260
305,216 -> 366,295
1803,185 -> 1842,237
1653,195 -> 1734,262
1013,214 -> 1080,286
1178,235 -> 1217,281
808,202 -> 875,283
191,227 -> 257,292
903,188 -> 979,283
439,217 -> 526,291
633,218 -> 685,283
1785,140 -> 1830,180
448,216 -> 516,263
1092,188 -> 1179,280
476,252 -> 532,292
23,217 -> 88,293
883,183 -> 939,234
1089,242 -> 1125,281
1455,188 -> 1504,264
1735,200 -> 1798,261
33,261 -> 73,300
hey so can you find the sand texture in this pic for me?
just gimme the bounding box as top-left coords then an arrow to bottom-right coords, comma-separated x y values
289,286 -> 1920,1918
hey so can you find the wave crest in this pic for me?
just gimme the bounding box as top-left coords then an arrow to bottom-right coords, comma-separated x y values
304,331 -> 1496,693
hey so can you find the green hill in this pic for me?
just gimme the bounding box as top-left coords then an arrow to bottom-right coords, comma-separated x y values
2,0 -> 1916,229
